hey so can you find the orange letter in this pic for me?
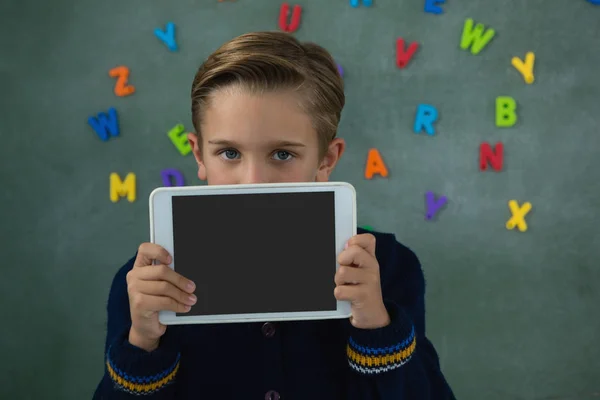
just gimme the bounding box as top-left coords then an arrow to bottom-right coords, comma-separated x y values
365,149 -> 388,179
109,66 -> 135,97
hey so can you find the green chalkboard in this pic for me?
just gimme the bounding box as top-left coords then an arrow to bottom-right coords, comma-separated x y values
1,0 -> 599,399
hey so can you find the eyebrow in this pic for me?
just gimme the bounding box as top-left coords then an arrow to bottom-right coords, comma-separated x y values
207,139 -> 306,148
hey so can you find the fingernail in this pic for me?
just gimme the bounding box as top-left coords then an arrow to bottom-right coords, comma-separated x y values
184,305 -> 191,312
167,255 -> 172,264
187,281 -> 196,291
188,295 -> 197,304
344,242 -> 349,249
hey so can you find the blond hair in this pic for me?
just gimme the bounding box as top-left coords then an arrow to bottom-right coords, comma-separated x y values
191,31 -> 344,159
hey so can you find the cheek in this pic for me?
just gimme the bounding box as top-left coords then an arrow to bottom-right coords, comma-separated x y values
204,158 -> 235,185
279,160 -> 319,182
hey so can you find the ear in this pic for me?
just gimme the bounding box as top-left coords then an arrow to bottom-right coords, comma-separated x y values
316,138 -> 345,182
187,133 -> 207,181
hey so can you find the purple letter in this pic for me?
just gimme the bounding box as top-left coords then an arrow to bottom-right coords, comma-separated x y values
425,191 -> 447,220
161,168 -> 185,187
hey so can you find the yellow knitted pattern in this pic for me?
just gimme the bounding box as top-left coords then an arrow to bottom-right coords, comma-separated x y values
347,335 -> 416,368
106,359 -> 179,394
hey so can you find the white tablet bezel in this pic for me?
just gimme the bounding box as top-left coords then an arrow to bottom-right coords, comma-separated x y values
149,181 -> 356,325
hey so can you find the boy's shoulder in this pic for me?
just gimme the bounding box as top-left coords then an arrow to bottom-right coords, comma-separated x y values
357,227 -> 425,299
357,227 -> 420,266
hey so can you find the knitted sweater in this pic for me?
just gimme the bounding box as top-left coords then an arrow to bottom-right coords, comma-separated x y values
93,228 -> 456,399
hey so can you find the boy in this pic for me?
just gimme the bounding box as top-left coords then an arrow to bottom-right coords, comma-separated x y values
94,31 -> 455,399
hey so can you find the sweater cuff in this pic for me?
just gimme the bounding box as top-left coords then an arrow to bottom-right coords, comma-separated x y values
346,301 -> 416,375
105,328 -> 181,395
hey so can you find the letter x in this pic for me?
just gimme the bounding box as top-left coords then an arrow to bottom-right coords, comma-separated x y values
506,200 -> 532,232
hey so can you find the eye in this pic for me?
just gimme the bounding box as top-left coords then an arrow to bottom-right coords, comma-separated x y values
273,150 -> 293,161
219,149 -> 240,160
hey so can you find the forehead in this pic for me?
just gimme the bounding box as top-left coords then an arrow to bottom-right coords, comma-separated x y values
200,88 -> 317,145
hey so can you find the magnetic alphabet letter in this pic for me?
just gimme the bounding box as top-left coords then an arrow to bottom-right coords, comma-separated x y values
88,108 -> 119,141
109,66 -> 135,97
279,3 -> 302,33
168,124 -> 192,156
460,18 -> 495,55
425,191 -> 448,220
414,104 -> 438,135
424,0 -> 445,14
506,200 -> 532,232
511,52 -> 535,84
396,38 -> 419,69
161,169 -> 185,187
496,96 -> 517,127
350,0 -> 373,7
365,149 -> 389,179
110,173 -> 136,203
155,22 -> 177,51
479,142 -> 503,171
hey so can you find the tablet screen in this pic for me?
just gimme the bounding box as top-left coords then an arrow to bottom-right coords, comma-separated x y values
172,191 -> 337,316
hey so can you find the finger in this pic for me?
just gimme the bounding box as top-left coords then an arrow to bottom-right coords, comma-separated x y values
132,265 -> 196,294
334,285 -> 362,302
132,293 -> 192,314
133,280 -> 197,306
346,234 -> 376,258
337,245 -> 374,269
334,265 -> 366,286
134,243 -> 172,268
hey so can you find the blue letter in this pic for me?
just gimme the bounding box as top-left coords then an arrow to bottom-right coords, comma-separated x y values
350,0 -> 372,7
424,0 -> 445,14
88,107 -> 119,141
154,22 -> 177,51
414,104 -> 438,136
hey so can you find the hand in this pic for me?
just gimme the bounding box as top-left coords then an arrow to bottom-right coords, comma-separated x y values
126,243 -> 197,352
334,233 -> 390,330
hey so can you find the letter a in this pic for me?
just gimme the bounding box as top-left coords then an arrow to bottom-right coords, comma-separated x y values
460,18 -> 495,55
365,149 -> 388,179
496,96 -> 517,127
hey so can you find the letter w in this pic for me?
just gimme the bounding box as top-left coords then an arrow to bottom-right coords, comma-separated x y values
460,18 -> 495,55
88,107 -> 119,141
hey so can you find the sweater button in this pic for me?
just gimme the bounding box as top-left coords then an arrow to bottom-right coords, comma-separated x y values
261,322 -> 276,338
265,390 -> 280,400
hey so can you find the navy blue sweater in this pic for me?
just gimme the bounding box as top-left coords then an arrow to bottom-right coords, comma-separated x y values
93,228 -> 455,399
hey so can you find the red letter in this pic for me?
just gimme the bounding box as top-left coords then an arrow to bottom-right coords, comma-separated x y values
396,38 -> 419,69
279,3 -> 302,33
479,142 -> 503,171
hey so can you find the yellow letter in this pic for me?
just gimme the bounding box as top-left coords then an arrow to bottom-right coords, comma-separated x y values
110,173 -> 136,203
168,124 -> 191,156
511,52 -> 535,84
506,200 -> 532,232
496,96 -> 517,127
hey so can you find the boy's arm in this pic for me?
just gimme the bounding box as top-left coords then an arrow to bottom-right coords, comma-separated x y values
345,240 -> 456,400
93,255 -> 181,399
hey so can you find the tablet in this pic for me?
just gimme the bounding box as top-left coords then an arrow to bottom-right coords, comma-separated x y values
149,182 -> 356,325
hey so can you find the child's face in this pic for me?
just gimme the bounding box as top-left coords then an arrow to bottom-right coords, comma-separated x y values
188,88 -> 345,185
